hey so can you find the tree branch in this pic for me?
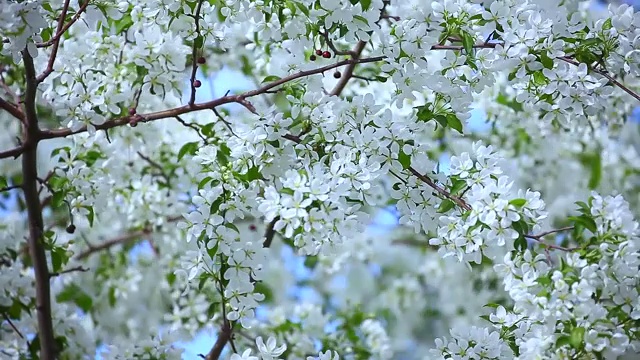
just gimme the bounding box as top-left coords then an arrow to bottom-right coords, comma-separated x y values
75,215 -> 182,260
524,226 -> 578,251
37,0 -> 71,83
0,184 -> 22,193
35,56 -> 385,142
204,315 -> 233,360
407,166 -> 471,211
21,49 -> 57,360
188,0 -> 206,106
330,41 -> 367,96
0,96 -> 24,121
262,216 -> 280,248
36,1 -> 90,48
50,265 -> 89,277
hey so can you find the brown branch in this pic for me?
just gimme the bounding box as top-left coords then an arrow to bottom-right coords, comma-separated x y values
330,41 -> 367,96
38,0 -> 71,82
188,0 -> 206,106
319,30 -> 357,57
21,49 -> 57,360
2,312 -> 25,339
408,166 -> 471,211
0,145 -> 24,159
137,151 -> 171,186
558,56 -> 640,102
0,184 -> 22,193
0,69 -> 23,112
35,56 -> 385,142
174,115 -> 208,143
0,96 -> 24,121
50,265 -> 89,277
524,226 -> 578,251
75,215 -> 182,260
204,314 -> 233,360
262,216 -> 280,248
36,1 -> 91,48
75,229 -> 150,260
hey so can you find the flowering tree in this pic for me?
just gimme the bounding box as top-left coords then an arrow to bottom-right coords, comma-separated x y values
2,0 -> 640,359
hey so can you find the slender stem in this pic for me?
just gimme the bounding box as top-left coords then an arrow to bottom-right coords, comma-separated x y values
75,215 -> 182,259
188,0 -> 206,106
408,167 -> 471,211
36,1 -> 91,48
50,265 -> 89,277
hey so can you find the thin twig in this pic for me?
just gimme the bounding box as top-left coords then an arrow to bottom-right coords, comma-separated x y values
174,115 -> 208,143
559,56 -> 640,102
212,107 -> 239,137
36,1 -> 91,48
137,151 -> 171,186
75,215 -> 182,259
50,265 -> 89,277
262,216 -> 280,248
408,167 -> 471,211
188,0 -> 206,106
524,226 -> 578,251
0,184 -> 22,193
2,312 -> 25,339
37,1 -> 91,82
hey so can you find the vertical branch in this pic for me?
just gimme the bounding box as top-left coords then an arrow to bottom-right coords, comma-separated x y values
188,0 -> 206,106
22,50 -> 56,359
37,0 -> 70,82
330,41 -> 367,96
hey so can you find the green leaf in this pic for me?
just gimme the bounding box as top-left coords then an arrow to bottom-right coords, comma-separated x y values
587,153 -> 601,189
114,14 -> 133,34
198,176 -> 213,190
437,199 -> 455,213
360,0 -> 372,11
570,327 -> 585,349
449,179 -> 467,195
397,150 -> 411,169
496,93 -> 523,112
0,176 -> 7,189
568,215 -> 597,234
509,198 -> 526,207
51,191 -> 65,208
434,115 -> 448,128
462,33 -> 474,55
514,236 -> 527,251
261,75 -> 281,83
295,2 -> 310,16
86,206 -> 95,227
57,284 -> 93,312
245,166 -> 262,181
353,15 -> 369,25
304,255 -> 318,269
539,51 -> 554,69
556,335 -> 571,348
484,302 -> 502,309
415,105 -> 434,122
446,114 -> 463,133
178,141 -> 199,161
